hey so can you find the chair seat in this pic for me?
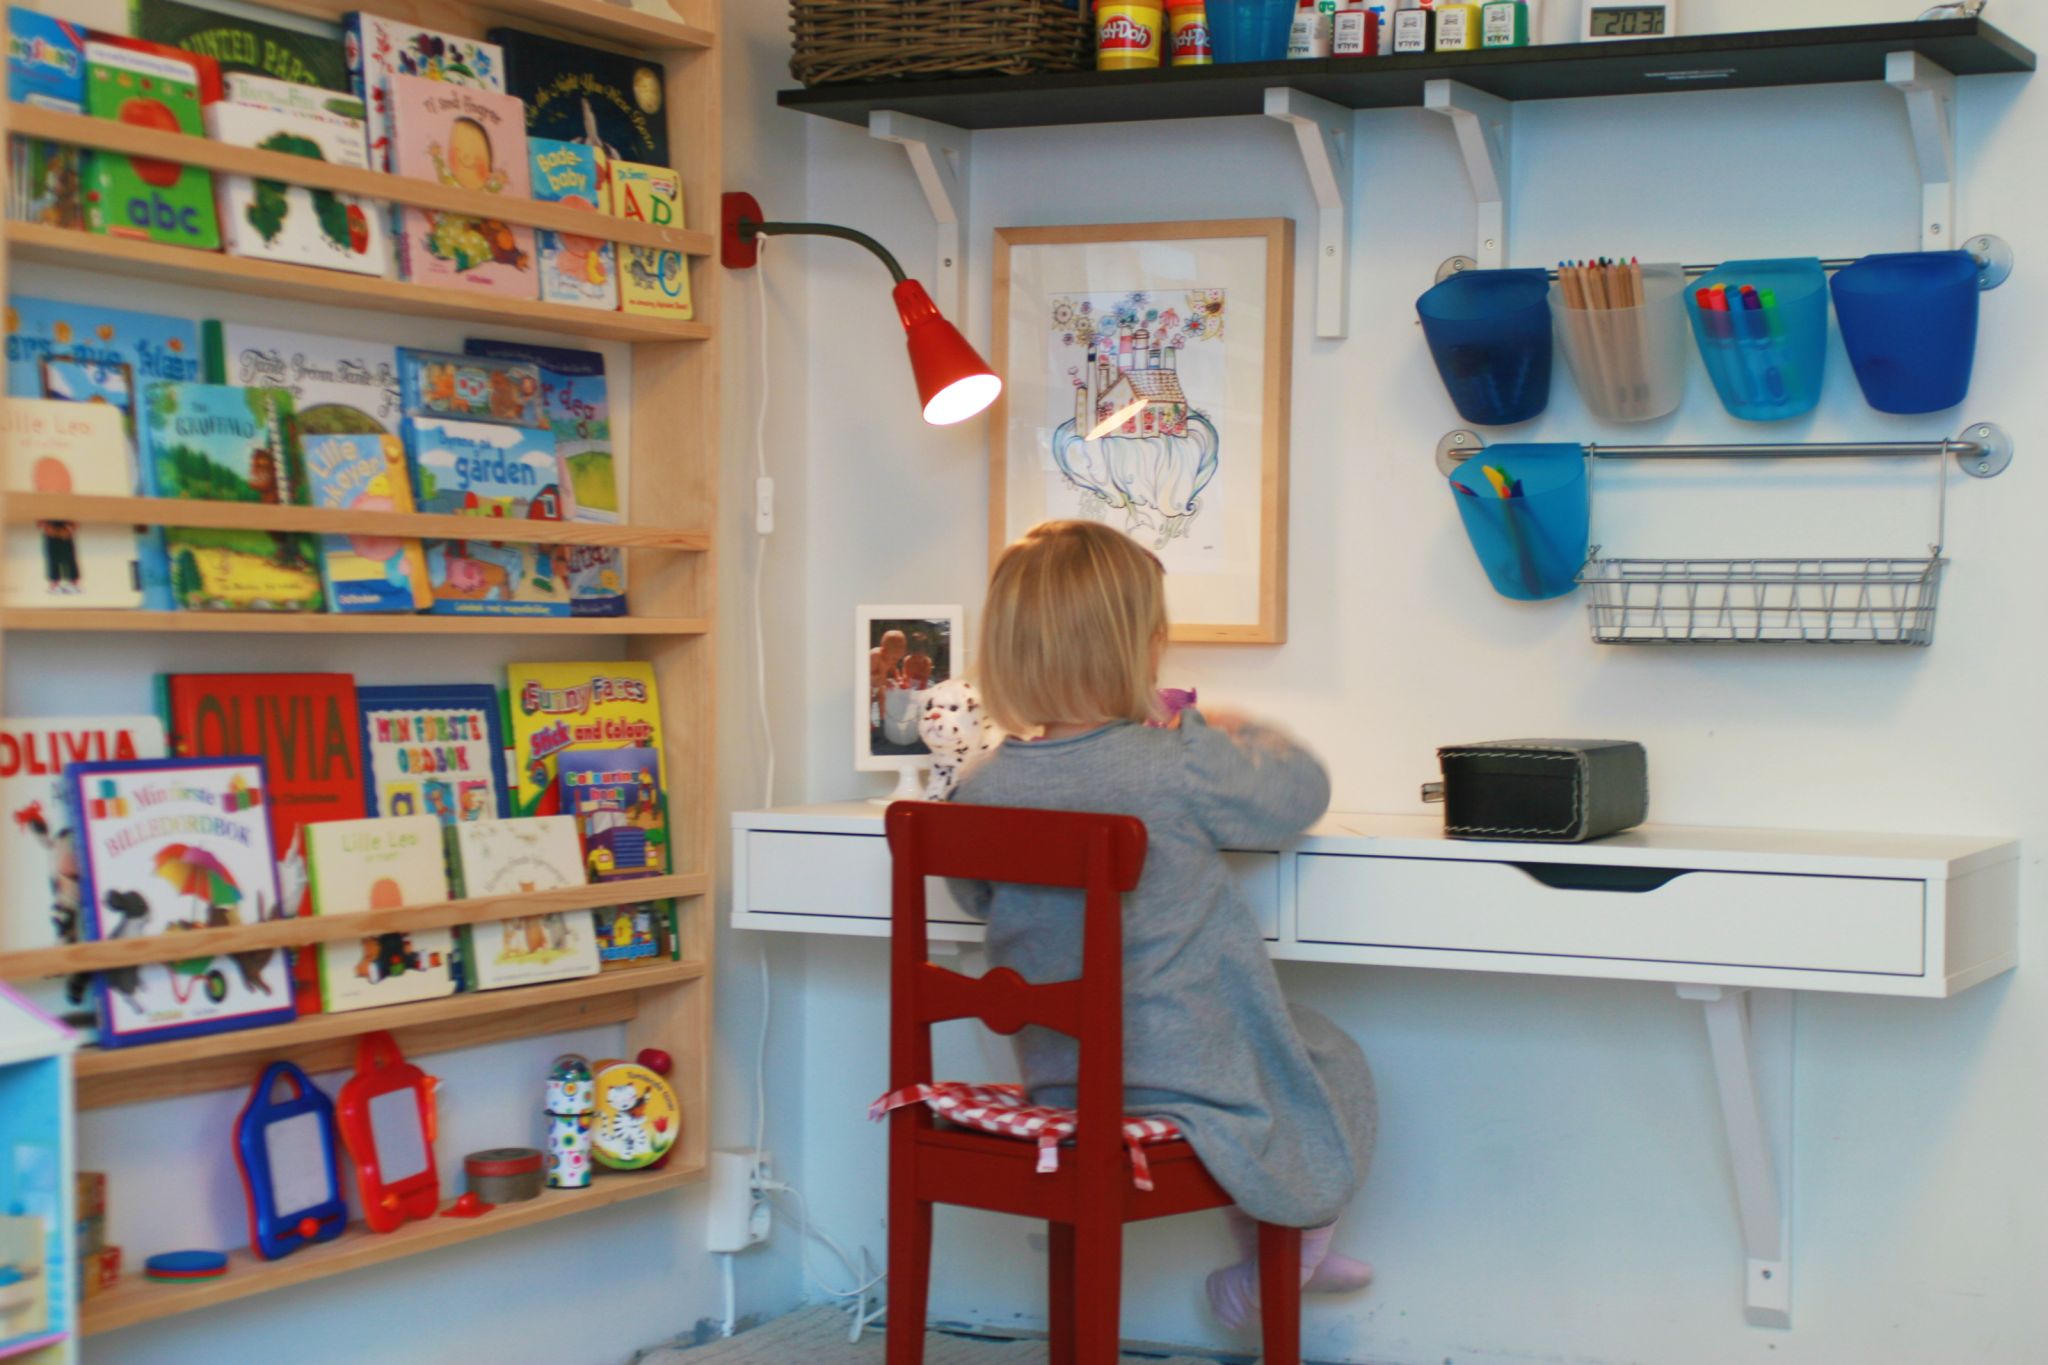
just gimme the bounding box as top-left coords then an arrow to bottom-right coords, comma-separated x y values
871,1081 -> 1183,1190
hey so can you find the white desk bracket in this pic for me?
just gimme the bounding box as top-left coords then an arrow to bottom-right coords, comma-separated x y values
1264,87 -> 1352,339
1887,51 -> 1958,254
1424,79 -> 1511,274
869,110 -> 969,321
1677,983 -> 1793,1329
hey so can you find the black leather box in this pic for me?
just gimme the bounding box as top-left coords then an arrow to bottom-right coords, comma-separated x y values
1432,740 -> 1649,843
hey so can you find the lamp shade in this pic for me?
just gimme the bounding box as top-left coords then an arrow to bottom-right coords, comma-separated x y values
894,279 -> 1002,425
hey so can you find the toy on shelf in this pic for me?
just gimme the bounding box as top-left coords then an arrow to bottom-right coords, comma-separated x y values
544,1054 -> 594,1189
440,1191 -> 493,1218
74,1170 -> 118,1303
143,1249 -> 228,1283
234,1062 -> 347,1261
463,1148 -> 542,1204
590,1058 -> 678,1172
336,1032 -> 440,1233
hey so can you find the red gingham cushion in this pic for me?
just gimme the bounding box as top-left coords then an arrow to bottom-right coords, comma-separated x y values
869,1081 -> 1182,1191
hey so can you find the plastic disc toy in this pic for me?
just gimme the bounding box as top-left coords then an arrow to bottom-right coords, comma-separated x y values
144,1250 -> 229,1281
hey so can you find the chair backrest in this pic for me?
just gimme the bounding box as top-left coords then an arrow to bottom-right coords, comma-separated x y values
885,801 -> 1147,1165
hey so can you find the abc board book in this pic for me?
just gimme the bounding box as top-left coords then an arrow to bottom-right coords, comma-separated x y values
529,138 -> 617,310
139,381 -> 323,612
205,81 -> 385,276
305,816 -> 455,1012
357,684 -> 508,823
131,0 -> 349,92
2,399 -> 141,609
609,161 -> 691,319
558,747 -> 666,883
387,73 -> 535,299
67,755 -> 296,1048
8,10 -> 86,230
446,815 -> 599,990
0,716 -> 165,1026
506,661 -> 661,817
404,414 -> 570,617
342,14 -> 503,172
203,322 -> 400,436
81,41 -> 221,251
490,29 -> 667,169
302,432 -> 431,613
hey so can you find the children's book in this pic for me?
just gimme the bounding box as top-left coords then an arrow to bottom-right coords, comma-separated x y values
528,138 -> 616,311
398,349 -> 541,427
490,29 -> 668,169
405,414 -> 569,617
67,755 -> 297,1048
206,83 -> 385,275
132,0 -> 350,92
8,11 -> 85,229
505,661 -> 662,817
140,381 -> 323,612
304,815 -> 455,1012
202,322 -> 399,436
302,432 -> 430,613
558,747 -> 666,883
609,160 -> 691,319
2,399 -> 141,609
446,815 -> 599,990
81,41 -> 221,251
0,715 -> 165,1025
357,684 -> 508,824
387,73 -> 535,299
593,902 -> 671,972
342,14 -> 503,173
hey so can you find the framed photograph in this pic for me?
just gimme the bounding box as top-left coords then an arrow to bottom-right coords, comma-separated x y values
855,605 -> 965,799
992,219 -> 1293,644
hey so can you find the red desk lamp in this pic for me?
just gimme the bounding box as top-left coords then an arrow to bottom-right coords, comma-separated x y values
722,192 -> 1001,426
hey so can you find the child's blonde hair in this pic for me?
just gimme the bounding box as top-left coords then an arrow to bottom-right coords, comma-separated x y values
979,520 -> 1166,734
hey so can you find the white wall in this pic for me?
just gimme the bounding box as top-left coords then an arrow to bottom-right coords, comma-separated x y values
743,1 -> 2048,1360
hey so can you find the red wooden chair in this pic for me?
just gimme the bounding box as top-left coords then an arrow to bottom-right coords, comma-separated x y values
883,800 -> 1303,1365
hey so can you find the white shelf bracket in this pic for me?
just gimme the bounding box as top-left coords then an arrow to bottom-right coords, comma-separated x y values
868,110 -> 970,321
1264,87 -> 1352,339
1887,51 -> 1958,251
1677,984 -> 1794,1329
1424,79 -> 1511,271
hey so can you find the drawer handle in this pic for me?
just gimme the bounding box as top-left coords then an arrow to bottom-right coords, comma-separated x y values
1509,863 -> 1691,894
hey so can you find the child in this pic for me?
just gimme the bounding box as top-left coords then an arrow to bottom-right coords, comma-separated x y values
952,519 -> 1377,1330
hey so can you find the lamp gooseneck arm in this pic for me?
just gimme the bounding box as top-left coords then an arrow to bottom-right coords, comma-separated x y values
737,219 -> 908,284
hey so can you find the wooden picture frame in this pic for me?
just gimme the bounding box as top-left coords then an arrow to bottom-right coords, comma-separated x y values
991,220 -> 1293,644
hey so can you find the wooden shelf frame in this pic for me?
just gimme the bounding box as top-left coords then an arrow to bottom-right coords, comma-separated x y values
0,609 -> 710,635
257,0 -> 715,53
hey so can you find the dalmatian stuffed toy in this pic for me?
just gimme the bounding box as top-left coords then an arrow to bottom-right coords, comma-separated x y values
916,677 -> 1003,801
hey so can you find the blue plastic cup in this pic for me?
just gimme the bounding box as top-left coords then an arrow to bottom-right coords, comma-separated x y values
1831,251 -> 1980,414
1416,269 -> 1555,426
1210,0 -> 1297,63
1685,258 -> 1828,422
1448,444 -> 1588,602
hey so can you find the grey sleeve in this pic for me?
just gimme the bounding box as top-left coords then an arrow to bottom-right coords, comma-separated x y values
1179,709 -> 1332,848
946,878 -> 993,921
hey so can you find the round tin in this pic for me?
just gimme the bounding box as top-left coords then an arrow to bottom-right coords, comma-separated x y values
465,1147 -> 544,1203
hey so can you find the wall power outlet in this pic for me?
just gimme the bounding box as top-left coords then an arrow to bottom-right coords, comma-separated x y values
705,1148 -> 773,1253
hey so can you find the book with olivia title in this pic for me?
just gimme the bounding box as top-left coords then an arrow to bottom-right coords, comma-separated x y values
302,432 -> 431,613
305,815 -> 456,1012
608,160 -> 691,319
387,72 -> 535,299
528,138 -> 616,310
505,661 -> 661,817
446,814 -> 599,990
2,398 -> 141,609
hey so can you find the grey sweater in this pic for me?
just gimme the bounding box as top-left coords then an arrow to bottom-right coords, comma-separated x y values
952,712 -> 1376,1227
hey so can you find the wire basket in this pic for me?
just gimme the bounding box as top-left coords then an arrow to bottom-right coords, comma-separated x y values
790,0 -> 1091,85
1577,553 -> 1947,645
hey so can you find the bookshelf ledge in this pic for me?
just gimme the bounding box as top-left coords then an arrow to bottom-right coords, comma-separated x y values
0,610 -> 712,637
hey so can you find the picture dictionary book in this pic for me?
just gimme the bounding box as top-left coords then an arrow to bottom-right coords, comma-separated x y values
302,432 -> 431,613
202,322 -> 400,436
529,138 -> 617,311
305,815 -> 456,1013
490,29 -> 668,169
0,715 -> 165,1025
342,14 -> 503,173
506,661 -> 661,817
68,755 -> 296,1048
404,414 -> 570,617
139,381 -> 323,612
7,10 -> 85,230
558,747 -> 666,883
446,814 -> 600,990
82,41 -> 221,251
356,684 -> 509,824
2,398 -> 142,609
205,78 -> 385,276
387,73 -> 535,299
130,0 -> 349,92
609,160 -> 691,319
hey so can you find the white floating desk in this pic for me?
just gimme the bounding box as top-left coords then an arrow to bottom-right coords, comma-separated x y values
733,804 -> 2020,1327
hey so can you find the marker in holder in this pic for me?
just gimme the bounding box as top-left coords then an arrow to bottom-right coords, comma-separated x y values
1448,443 -> 1588,601
1551,262 -> 1688,422
1831,250 -> 1981,415
1418,268 -> 1554,426
1684,258 -> 1829,422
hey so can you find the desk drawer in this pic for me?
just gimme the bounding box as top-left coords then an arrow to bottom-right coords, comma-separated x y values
1296,855 -> 1925,975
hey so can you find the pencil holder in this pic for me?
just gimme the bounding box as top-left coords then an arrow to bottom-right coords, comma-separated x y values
1684,258 -> 1829,422
1448,443 -> 1588,602
1830,251 -> 1980,415
1551,263 -> 1689,422
1417,269 -> 1554,426
1210,0 -> 1294,61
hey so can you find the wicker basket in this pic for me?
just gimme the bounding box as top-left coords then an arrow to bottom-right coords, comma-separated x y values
791,0 -> 1092,86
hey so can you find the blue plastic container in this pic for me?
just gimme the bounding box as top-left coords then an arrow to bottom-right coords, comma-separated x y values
1830,251 -> 1980,414
1210,0 -> 1295,62
1684,258 -> 1829,422
1417,269 -> 1555,426
1449,444 -> 1588,602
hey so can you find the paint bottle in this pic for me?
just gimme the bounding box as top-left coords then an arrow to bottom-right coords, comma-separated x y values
1097,2 -> 1165,69
1287,0 -> 1333,58
1334,0 -> 1380,55
1390,0 -> 1433,53
1481,0 -> 1530,47
1167,0 -> 1214,65
1435,1 -> 1481,50
545,1053 -> 596,1189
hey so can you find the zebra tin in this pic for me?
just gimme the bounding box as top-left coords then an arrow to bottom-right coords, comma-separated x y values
545,1054 -> 597,1189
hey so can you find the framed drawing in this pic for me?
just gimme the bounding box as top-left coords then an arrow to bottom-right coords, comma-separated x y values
992,219 -> 1292,644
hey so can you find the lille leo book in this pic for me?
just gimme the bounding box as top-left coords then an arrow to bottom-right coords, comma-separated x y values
67,755 -> 297,1049
2,399 -> 141,609
302,432 -> 431,613
342,14 -> 503,173
610,160 -> 692,319
447,814 -> 600,991
506,661 -> 663,817
559,747 -> 667,882
405,414 -> 570,617
529,138 -> 616,310
357,683 -> 509,824
305,815 -> 456,1013
205,77 -> 385,276
203,322 -> 400,436
81,41 -> 221,251
388,72 -> 535,299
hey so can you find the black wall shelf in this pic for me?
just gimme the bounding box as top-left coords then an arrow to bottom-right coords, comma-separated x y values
779,17 -> 2034,130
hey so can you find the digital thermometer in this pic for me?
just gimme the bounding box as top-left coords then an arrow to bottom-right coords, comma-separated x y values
1582,2 -> 1676,41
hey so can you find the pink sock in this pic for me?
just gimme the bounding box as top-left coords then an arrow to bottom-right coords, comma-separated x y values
1208,1212 -> 1363,1330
